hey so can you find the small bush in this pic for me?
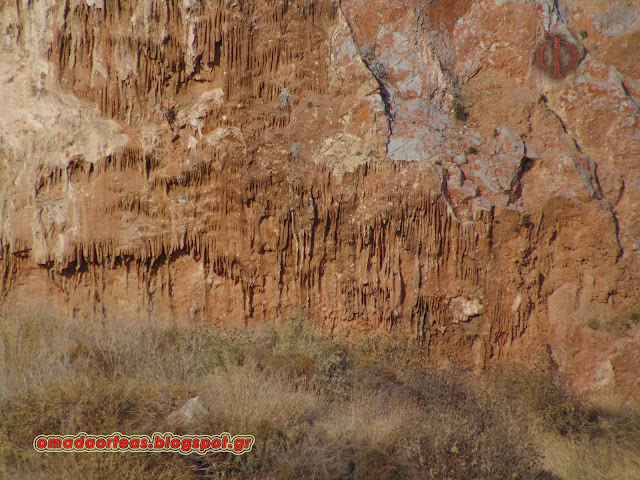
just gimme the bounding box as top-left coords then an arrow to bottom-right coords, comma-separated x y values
359,43 -> 385,80
587,316 -> 600,330
360,45 -> 375,64
454,103 -> 468,121
488,367 -> 588,436
278,88 -> 291,108
369,60 -> 386,80
467,146 -> 478,155
306,101 -> 313,108
290,142 -> 302,158
163,107 -> 177,125
598,308 -> 640,336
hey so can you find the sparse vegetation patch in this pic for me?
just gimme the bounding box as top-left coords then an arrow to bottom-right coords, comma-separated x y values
454,103 -> 468,121
290,142 -> 302,158
278,88 -> 291,108
0,311 -> 638,480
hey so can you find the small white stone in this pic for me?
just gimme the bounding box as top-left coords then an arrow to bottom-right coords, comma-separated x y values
168,396 -> 208,425
453,153 -> 468,165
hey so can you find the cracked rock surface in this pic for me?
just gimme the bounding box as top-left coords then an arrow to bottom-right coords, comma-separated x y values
1,0 -> 639,394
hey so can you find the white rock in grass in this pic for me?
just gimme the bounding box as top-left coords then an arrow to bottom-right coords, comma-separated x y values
168,396 -> 208,425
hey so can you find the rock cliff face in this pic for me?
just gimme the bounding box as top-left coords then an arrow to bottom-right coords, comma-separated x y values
1,0 -> 639,393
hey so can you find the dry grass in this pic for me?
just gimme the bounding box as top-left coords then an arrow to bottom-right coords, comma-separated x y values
485,366 -> 640,480
539,391 -> 640,480
1,309 -> 638,479
200,361 -> 319,434
535,433 -> 640,480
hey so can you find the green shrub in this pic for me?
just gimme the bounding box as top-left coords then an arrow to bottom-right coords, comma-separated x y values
488,367 -> 589,436
454,104 -> 468,121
